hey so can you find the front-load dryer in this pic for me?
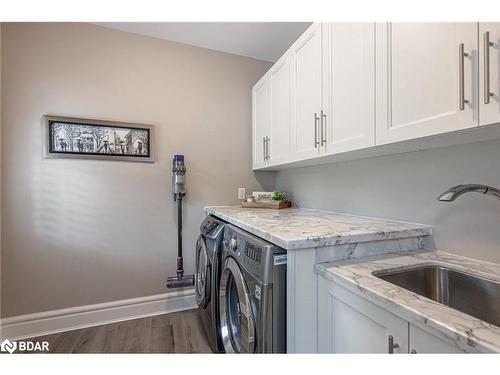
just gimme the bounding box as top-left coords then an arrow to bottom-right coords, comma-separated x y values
195,215 -> 225,353
219,224 -> 287,353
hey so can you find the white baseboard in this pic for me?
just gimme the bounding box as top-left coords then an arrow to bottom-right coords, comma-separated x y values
0,289 -> 196,340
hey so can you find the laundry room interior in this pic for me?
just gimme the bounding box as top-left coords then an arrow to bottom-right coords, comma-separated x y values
1,2 -> 500,373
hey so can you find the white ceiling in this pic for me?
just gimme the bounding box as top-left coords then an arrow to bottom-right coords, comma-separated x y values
95,22 -> 312,62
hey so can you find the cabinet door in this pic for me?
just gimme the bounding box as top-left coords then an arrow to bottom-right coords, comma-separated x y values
252,74 -> 271,170
409,324 -> 466,353
290,23 -> 322,161
376,23 -> 478,145
318,276 -> 409,353
480,23 -> 500,126
268,54 -> 291,165
322,23 -> 375,154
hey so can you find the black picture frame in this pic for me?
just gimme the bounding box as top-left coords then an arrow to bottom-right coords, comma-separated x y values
42,115 -> 155,162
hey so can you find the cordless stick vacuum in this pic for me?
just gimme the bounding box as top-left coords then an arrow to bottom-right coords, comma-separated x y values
166,155 -> 194,288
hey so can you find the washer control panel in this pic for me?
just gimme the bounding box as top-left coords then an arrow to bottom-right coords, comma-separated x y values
223,227 -> 267,278
223,224 -> 286,283
241,240 -> 263,276
244,243 -> 262,264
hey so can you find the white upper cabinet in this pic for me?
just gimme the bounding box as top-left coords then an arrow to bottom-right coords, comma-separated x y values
479,23 -> 500,126
322,23 -> 376,154
268,54 -> 292,165
252,22 -> 500,170
375,23 -> 479,145
290,23 -> 323,161
252,74 -> 271,170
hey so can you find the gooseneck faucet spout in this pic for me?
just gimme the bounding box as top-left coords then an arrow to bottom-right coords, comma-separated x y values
437,184 -> 500,202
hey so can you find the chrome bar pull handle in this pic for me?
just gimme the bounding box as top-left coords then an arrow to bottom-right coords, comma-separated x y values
484,31 -> 494,104
262,137 -> 266,162
459,43 -> 469,111
388,335 -> 399,354
321,110 -> 327,146
314,113 -> 320,148
265,136 -> 270,160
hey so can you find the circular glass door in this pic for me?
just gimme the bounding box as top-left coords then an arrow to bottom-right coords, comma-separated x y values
195,236 -> 210,308
219,257 -> 255,353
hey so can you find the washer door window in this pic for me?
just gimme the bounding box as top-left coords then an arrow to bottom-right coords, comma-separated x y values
195,236 -> 210,308
219,257 -> 255,353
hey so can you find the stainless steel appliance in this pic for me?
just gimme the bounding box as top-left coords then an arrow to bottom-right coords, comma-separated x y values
195,215 -> 226,353
219,224 -> 287,353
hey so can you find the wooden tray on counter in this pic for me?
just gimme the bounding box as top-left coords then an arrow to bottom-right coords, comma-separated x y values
241,200 -> 291,209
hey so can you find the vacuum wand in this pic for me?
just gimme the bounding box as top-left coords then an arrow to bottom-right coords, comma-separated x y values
175,194 -> 184,278
166,155 -> 194,288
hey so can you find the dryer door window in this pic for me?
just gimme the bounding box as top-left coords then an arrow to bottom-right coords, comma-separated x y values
195,236 -> 211,308
219,257 -> 256,353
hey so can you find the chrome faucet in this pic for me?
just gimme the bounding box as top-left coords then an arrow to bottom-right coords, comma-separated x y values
437,184 -> 500,202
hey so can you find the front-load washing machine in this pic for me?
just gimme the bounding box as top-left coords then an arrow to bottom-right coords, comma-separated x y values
219,224 -> 287,353
195,215 -> 226,353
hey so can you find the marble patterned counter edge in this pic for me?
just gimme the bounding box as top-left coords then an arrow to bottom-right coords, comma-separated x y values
315,250 -> 500,353
204,206 -> 432,250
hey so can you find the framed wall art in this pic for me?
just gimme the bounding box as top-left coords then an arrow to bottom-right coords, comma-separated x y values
42,115 -> 155,162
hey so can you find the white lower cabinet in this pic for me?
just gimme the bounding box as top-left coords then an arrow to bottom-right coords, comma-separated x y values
318,276 -> 471,353
318,276 -> 408,353
409,324 -> 465,353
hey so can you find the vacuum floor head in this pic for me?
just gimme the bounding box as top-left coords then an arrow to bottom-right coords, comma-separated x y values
166,275 -> 195,288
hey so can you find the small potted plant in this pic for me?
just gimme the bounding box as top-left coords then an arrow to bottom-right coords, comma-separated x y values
241,191 -> 290,209
271,191 -> 287,202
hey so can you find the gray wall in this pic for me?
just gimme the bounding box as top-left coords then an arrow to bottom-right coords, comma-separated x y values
277,139 -> 500,264
1,23 -> 274,317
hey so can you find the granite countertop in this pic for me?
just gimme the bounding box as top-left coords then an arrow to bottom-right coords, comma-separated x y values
315,250 -> 500,353
204,206 -> 432,250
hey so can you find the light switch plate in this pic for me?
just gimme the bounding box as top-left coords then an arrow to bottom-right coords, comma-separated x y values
238,187 -> 246,200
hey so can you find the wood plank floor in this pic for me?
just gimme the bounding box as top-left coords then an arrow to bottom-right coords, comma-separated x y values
27,309 -> 213,353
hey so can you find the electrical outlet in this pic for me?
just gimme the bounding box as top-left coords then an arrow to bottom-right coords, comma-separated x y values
238,188 -> 246,200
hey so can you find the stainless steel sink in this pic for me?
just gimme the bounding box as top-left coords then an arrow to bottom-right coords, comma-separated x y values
374,265 -> 500,327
